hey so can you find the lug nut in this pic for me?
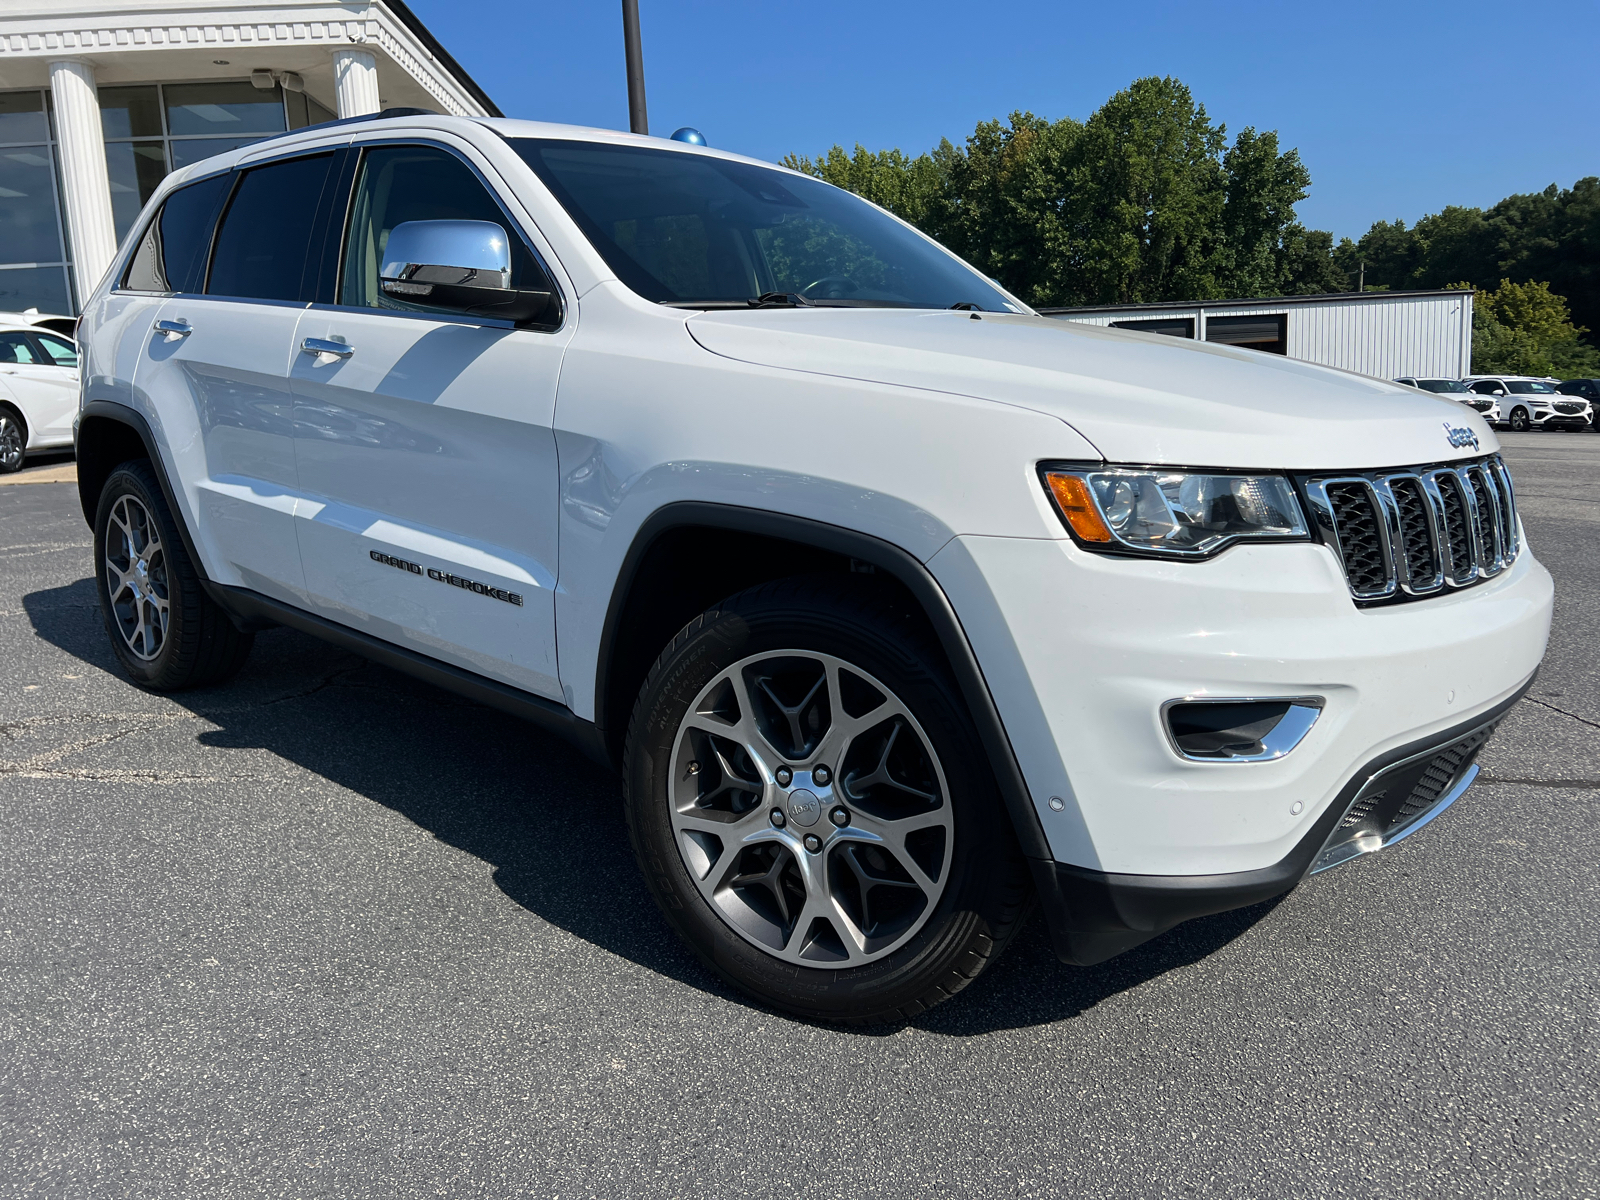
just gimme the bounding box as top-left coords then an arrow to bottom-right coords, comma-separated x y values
770,808 -> 786,828
829,806 -> 849,827
803,833 -> 822,853
686,760 -> 701,775
775,766 -> 793,786
813,765 -> 832,786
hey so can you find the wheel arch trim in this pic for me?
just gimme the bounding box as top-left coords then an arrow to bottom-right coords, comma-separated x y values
593,501 -> 1056,869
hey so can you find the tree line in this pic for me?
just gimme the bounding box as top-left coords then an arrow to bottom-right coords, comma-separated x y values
786,76 -> 1599,375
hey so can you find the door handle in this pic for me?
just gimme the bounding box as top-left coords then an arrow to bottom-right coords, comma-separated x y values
301,337 -> 354,359
154,318 -> 191,341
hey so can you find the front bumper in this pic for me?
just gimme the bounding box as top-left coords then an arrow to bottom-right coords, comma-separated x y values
1029,685 -> 1523,964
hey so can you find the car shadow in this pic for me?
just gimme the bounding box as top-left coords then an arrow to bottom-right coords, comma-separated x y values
25,577 -> 1278,1035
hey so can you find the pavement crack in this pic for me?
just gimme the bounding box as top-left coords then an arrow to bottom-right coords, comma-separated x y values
1523,696 -> 1600,731
1479,776 -> 1600,790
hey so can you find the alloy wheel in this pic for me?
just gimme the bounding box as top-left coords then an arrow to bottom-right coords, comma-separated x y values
0,414 -> 22,471
668,650 -> 954,966
104,494 -> 170,660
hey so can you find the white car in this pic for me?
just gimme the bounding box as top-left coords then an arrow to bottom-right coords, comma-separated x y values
0,319 -> 79,473
1464,375 -> 1592,432
1394,376 -> 1500,424
72,114 -> 1553,1023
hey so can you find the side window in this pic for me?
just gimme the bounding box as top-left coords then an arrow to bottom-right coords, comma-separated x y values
123,171 -> 233,293
1470,381 -> 1495,394
32,331 -> 79,368
339,144 -> 555,318
0,332 -> 41,364
207,153 -> 336,302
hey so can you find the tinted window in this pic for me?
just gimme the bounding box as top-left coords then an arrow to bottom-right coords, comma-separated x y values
208,154 -> 334,302
0,333 -> 41,364
1469,381 -> 1498,394
512,138 -> 1013,311
124,172 -> 233,293
33,331 -> 78,367
1506,380 -> 1556,394
340,145 -> 553,316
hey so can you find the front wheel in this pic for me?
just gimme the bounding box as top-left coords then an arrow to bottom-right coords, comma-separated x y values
1509,407 -> 1531,432
623,577 -> 1030,1024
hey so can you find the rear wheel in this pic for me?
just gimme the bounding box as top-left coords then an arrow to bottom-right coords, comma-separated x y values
623,577 -> 1030,1024
94,460 -> 254,689
0,406 -> 25,473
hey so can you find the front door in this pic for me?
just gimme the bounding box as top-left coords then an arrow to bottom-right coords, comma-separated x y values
290,141 -> 569,700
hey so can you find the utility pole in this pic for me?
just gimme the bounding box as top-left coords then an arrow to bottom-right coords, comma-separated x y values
622,0 -> 648,135
1358,261 -> 1365,293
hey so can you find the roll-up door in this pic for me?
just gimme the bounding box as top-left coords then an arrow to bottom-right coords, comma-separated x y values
1110,317 -> 1194,339
1204,313 -> 1287,354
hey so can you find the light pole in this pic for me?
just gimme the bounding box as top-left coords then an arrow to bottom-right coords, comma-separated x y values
622,0 -> 648,135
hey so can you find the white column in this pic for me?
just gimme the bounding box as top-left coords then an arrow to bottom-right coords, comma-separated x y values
48,60 -> 118,304
333,49 -> 381,117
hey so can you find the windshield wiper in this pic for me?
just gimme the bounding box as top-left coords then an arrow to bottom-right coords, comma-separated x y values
747,292 -> 813,308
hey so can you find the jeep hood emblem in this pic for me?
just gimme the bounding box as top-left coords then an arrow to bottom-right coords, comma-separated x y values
1444,422 -> 1480,451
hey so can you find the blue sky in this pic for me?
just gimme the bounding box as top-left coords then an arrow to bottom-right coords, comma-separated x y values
407,0 -> 1599,240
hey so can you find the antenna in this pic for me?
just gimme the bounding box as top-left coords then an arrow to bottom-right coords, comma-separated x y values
622,0 -> 648,135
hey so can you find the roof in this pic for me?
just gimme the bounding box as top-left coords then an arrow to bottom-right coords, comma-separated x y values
384,0 -> 502,117
1038,289 -> 1475,316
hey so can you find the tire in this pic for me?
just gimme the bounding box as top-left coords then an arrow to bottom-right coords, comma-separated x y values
1509,407 -> 1530,432
93,460 -> 254,689
623,575 -> 1031,1024
0,405 -> 25,473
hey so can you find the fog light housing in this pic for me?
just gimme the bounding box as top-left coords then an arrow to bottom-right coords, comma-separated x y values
1163,697 -> 1323,762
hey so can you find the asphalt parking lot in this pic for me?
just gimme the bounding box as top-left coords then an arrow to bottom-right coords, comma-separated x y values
3,432 -> 1597,1199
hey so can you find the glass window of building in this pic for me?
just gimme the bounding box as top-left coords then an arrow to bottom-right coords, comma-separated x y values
0,90 -> 72,316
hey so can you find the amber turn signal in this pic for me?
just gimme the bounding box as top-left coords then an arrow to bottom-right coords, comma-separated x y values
1044,472 -> 1113,542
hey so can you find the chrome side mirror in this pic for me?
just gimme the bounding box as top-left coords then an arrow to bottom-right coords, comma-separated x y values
379,219 -> 554,323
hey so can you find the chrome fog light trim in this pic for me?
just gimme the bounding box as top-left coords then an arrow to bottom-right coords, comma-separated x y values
1161,696 -> 1324,763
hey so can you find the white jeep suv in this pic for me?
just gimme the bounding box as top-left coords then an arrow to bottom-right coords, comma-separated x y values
74,113 -> 1553,1023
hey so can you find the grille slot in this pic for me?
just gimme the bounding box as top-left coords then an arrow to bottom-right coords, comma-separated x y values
1324,482 -> 1390,596
1302,455 -> 1518,605
1389,477 -> 1439,588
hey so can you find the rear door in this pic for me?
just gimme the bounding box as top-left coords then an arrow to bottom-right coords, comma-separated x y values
136,150 -> 340,602
289,139 -> 570,699
24,330 -> 81,444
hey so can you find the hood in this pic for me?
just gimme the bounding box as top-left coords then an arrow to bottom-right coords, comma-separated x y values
686,308 -> 1497,470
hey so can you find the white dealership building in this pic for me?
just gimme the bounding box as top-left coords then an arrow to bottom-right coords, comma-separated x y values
0,0 -> 496,315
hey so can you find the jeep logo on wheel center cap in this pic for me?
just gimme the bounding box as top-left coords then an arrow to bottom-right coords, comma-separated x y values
787,789 -> 821,827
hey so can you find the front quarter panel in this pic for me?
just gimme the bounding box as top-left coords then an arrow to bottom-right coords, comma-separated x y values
552,282 -> 1099,720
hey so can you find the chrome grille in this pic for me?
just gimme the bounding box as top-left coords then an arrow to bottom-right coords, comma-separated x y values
1300,454 -> 1519,604
1553,401 -> 1585,415
1467,399 -> 1493,412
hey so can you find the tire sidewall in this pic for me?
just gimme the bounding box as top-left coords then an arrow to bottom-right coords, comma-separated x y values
625,585 -> 1019,1020
94,463 -> 186,687
0,405 -> 25,473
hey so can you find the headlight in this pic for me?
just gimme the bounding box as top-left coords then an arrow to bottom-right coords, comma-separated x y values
1042,466 -> 1309,558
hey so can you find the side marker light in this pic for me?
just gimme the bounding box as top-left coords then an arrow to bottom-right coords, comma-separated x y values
1044,472 -> 1113,542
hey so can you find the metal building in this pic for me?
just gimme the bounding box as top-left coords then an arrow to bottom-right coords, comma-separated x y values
1039,289 -> 1474,381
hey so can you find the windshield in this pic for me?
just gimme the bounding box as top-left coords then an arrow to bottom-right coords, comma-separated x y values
1415,379 -> 1469,393
1506,380 -> 1556,394
512,139 -> 1015,311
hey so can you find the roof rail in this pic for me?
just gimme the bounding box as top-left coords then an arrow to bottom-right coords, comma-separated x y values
253,107 -> 443,148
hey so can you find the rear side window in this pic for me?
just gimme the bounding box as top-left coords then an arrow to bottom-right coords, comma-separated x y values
339,144 -> 555,317
207,153 -> 335,302
123,171 -> 232,293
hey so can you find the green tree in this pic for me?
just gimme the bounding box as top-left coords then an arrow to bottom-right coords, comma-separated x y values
1470,278 -> 1600,375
